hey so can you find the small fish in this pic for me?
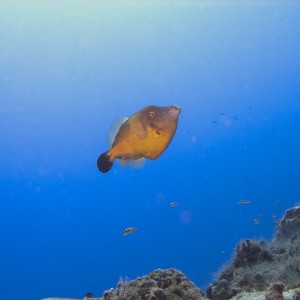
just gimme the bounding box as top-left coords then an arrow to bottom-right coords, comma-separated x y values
169,202 -> 178,207
238,200 -> 251,204
253,219 -> 260,224
122,227 -> 137,236
97,105 -> 181,173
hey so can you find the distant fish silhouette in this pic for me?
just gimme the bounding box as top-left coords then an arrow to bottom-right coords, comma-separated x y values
122,227 -> 137,236
238,200 -> 251,204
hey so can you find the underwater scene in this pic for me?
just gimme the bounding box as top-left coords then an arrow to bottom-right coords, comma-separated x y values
1,1 -> 300,300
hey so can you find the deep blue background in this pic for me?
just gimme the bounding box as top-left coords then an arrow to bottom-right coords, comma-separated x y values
0,2 -> 300,299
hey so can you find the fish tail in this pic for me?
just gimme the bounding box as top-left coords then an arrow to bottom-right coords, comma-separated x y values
97,151 -> 113,173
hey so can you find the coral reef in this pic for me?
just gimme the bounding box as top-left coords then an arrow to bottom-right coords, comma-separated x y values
274,205 -> 300,242
230,288 -> 300,300
265,283 -> 284,300
207,206 -> 300,299
100,268 -> 205,300
41,206 -> 300,300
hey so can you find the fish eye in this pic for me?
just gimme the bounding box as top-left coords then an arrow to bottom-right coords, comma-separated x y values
148,111 -> 155,118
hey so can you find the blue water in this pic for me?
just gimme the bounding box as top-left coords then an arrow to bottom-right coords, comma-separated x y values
1,2 -> 300,299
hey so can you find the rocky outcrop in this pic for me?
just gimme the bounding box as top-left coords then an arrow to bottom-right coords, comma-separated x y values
274,205 -> 300,242
101,268 -> 205,300
207,206 -> 300,299
41,206 -> 300,300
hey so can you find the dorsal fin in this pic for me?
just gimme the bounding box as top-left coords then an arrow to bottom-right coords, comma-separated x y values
106,117 -> 128,148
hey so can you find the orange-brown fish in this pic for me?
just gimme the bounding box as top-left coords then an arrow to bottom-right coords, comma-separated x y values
97,105 -> 181,173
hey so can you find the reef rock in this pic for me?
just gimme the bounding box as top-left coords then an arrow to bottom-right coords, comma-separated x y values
207,206 -> 300,299
101,268 -> 205,300
274,205 -> 300,242
41,207 -> 300,300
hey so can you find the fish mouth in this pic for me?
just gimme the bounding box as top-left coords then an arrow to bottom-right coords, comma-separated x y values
172,104 -> 181,110
169,105 -> 181,117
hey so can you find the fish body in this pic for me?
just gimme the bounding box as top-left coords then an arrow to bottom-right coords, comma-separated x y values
169,202 -> 178,207
97,105 -> 181,173
238,200 -> 251,204
122,227 -> 137,236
